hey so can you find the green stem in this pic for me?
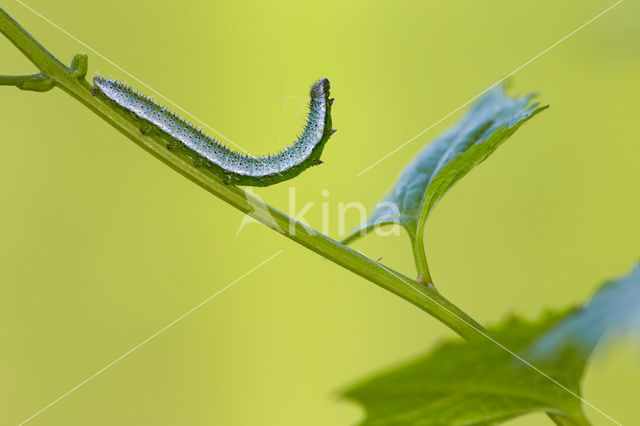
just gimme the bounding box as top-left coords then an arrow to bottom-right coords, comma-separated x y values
0,72 -> 54,91
411,230 -> 432,285
0,6 -> 483,341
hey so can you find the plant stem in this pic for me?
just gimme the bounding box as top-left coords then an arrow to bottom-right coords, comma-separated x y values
0,6 -> 483,340
411,231 -> 432,285
0,72 -> 54,91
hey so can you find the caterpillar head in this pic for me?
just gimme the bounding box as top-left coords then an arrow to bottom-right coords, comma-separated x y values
310,78 -> 330,98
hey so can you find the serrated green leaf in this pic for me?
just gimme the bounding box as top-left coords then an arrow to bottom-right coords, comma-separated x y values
344,312 -> 589,426
344,264 -> 640,426
344,87 -> 546,279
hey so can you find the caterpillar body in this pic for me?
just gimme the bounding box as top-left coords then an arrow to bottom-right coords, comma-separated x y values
93,76 -> 335,186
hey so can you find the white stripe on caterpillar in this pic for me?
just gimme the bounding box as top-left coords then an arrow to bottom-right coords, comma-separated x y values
93,76 -> 335,186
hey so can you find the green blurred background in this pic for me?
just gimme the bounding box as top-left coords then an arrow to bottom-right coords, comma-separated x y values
1,0 -> 638,424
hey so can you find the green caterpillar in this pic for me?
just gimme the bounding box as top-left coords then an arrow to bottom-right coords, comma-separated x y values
93,77 -> 335,186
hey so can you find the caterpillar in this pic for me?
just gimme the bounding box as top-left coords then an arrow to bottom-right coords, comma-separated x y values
92,76 -> 336,186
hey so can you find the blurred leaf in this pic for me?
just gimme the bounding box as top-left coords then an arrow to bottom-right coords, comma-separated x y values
344,264 -> 640,426
344,87 -> 546,245
531,263 -> 640,359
